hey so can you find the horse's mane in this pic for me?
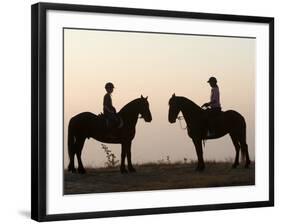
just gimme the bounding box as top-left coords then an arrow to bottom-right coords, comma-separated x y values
176,96 -> 203,112
118,98 -> 141,114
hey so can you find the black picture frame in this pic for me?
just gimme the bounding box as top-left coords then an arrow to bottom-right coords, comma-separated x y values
31,2 -> 274,222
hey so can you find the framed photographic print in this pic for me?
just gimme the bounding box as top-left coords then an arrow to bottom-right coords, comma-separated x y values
31,2 -> 274,222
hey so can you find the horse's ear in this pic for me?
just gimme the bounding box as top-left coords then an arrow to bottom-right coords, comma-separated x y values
172,93 -> 176,97
145,96 -> 148,100
141,95 -> 144,99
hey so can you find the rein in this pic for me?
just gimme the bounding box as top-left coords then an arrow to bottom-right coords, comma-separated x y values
177,115 -> 205,147
177,116 -> 187,130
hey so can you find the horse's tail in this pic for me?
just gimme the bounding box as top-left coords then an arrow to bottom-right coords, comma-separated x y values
240,116 -> 247,162
68,118 -> 76,160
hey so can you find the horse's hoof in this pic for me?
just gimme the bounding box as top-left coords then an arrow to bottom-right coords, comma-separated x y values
244,161 -> 251,168
120,168 -> 128,174
128,167 -> 136,173
70,168 -> 76,173
195,166 -> 205,172
68,165 -> 75,172
78,168 -> 86,174
232,163 -> 239,169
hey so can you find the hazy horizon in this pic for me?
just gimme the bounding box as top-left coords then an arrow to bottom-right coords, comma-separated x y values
63,28 -> 255,168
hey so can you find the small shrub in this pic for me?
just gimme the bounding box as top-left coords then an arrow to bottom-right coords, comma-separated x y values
157,155 -> 171,165
101,144 -> 119,168
157,159 -> 165,164
166,156 -> 171,164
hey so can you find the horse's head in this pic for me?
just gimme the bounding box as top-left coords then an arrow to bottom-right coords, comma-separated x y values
168,93 -> 180,123
138,95 -> 152,122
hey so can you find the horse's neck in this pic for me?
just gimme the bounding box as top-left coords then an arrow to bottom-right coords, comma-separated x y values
118,101 -> 139,126
179,98 -> 203,125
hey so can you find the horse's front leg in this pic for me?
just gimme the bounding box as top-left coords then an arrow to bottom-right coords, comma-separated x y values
125,141 -> 136,172
192,138 -> 205,171
120,142 -> 128,174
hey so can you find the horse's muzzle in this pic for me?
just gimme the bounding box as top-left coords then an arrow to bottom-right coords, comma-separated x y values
145,117 -> 152,122
169,118 -> 176,123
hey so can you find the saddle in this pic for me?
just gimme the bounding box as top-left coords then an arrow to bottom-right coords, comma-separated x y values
98,113 -> 124,130
203,109 -> 222,138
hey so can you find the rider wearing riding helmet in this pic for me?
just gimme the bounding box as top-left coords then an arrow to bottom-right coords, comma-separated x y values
201,76 -> 221,136
103,82 -> 119,128
202,76 -> 221,112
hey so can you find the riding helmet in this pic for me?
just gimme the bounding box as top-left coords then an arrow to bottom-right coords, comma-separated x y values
105,82 -> 114,89
207,76 -> 217,83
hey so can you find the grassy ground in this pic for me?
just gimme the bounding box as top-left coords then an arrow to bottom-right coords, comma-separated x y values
64,161 -> 255,194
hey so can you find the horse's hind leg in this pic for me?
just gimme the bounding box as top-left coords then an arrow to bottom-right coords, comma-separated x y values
230,133 -> 240,168
76,138 -> 86,174
67,130 -> 76,173
240,140 -> 250,168
68,151 -> 76,173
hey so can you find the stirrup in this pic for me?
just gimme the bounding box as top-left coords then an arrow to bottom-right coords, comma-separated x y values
207,130 -> 215,138
117,118 -> 124,128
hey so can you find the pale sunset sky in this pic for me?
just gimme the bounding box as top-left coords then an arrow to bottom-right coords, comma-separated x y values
64,28 -> 255,168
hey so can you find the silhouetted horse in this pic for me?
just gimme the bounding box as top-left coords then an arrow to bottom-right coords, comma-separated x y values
68,95 -> 152,174
168,94 -> 250,171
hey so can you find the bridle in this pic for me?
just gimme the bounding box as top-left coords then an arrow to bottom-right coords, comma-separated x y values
177,116 -> 187,130
172,102 -> 187,130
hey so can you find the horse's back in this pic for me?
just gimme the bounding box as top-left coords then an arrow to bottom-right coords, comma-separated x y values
71,112 -> 97,121
69,112 -> 99,128
224,110 -> 244,119
69,112 -> 103,137
222,110 -> 246,127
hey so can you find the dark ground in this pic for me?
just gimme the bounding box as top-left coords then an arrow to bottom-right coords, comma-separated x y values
64,161 -> 255,194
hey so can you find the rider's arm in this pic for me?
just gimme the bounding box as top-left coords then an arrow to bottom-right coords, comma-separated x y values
209,88 -> 219,106
201,89 -> 217,108
201,102 -> 211,108
104,105 -> 116,113
103,94 -> 116,113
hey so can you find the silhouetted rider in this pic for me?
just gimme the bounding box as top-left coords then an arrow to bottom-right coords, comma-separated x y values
103,82 -> 119,128
202,77 -> 221,111
201,76 -> 221,136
